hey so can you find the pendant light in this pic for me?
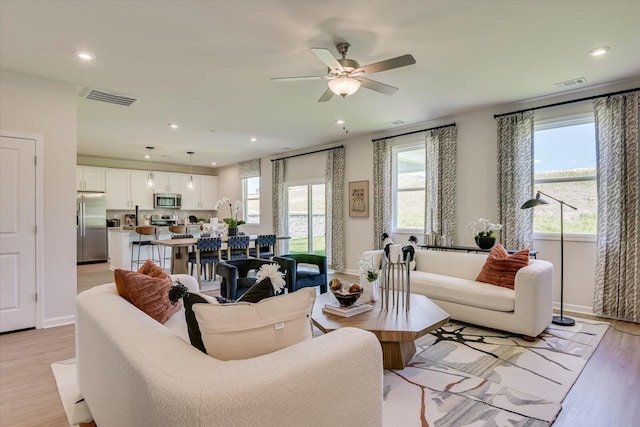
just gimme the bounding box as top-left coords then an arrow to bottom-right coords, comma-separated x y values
187,151 -> 195,190
146,146 -> 155,188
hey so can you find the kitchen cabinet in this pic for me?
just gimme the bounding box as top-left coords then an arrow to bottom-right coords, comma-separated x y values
154,172 -> 182,193
77,166 -> 106,191
106,169 -> 154,210
181,174 -> 218,210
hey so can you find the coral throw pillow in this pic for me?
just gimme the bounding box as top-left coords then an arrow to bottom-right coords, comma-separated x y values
476,244 -> 530,290
114,260 -> 180,324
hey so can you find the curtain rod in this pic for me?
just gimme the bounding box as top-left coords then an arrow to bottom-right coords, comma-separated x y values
494,87 -> 640,119
270,145 -> 344,162
371,123 -> 456,143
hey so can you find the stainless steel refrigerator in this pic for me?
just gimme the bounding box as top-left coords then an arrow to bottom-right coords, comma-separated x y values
77,192 -> 107,263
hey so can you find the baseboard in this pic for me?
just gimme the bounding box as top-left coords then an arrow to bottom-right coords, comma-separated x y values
43,315 -> 75,328
553,302 -> 594,317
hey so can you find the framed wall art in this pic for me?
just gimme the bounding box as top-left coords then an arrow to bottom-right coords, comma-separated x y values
349,180 -> 369,218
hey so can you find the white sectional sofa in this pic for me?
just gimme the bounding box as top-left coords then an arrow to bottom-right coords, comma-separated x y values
76,275 -> 383,427
361,250 -> 554,338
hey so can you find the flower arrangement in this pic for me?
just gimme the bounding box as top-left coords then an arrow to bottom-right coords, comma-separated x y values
468,218 -> 502,238
215,197 -> 245,229
358,255 -> 379,283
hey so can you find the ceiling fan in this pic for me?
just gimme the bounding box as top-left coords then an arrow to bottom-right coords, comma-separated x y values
271,42 -> 416,102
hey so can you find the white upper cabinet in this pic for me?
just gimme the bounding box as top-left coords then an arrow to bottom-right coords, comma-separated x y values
154,172 -> 182,194
77,166 -> 106,192
105,169 -> 131,209
105,168 -> 217,211
105,169 -> 154,210
180,174 -> 218,210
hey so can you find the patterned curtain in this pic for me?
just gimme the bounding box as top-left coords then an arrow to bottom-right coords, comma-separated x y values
271,159 -> 287,255
424,126 -> 457,238
325,147 -> 345,271
239,158 -> 260,179
593,91 -> 639,323
373,139 -> 393,249
496,111 -> 534,249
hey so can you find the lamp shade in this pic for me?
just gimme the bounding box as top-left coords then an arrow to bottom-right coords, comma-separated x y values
520,192 -> 549,209
328,76 -> 361,97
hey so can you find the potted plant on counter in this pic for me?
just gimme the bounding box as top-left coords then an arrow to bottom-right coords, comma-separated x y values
215,197 -> 245,236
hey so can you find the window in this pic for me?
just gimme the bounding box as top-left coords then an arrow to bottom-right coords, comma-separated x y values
392,143 -> 425,230
285,182 -> 325,255
533,116 -> 597,234
242,176 -> 260,224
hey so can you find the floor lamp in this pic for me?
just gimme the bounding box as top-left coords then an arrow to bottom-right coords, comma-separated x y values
521,191 -> 577,326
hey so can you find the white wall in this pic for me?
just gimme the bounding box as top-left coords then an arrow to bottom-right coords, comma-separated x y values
230,78 -> 639,316
0,70 -> 78,327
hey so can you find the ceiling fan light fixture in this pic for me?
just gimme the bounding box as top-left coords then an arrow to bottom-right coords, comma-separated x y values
328,76 -> 361,97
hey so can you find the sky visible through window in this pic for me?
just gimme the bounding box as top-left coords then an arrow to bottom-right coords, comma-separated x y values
534,123 -> 596,173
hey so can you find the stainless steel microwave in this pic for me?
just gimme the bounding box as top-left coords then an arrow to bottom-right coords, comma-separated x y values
154,193 -> 181,209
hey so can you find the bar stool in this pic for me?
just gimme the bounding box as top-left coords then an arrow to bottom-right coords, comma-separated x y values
130,226 -> 161,270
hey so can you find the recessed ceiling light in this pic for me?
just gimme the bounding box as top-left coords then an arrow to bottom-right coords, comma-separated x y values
250,137 -> 257,142
144,154 -> 150,159
76,51 -> 95,61
336,119 -> 345,125
589,46 -> 610,56
169,123 -> 179,129
211,161 -> 217,166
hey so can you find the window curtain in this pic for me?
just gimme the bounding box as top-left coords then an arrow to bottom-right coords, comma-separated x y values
239,158 -> 260,179
424,126 -> 457,239
496,111 -> 535,249
593,91 -> 639,323
373,139 -> 393,249
271,159 -> 287,255
325,147 -> 345,271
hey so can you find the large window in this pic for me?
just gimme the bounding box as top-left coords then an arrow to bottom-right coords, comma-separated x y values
533,116 -> 597,234
242,176 -> 260,224
393,143 -> 425,230
286,182 -> 325,255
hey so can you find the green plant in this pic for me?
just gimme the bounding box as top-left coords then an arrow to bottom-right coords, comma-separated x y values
468,218 -> 502,238
215,197 -> 246,228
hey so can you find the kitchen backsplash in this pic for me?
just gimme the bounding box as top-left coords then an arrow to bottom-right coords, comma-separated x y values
107,209 -> 217,225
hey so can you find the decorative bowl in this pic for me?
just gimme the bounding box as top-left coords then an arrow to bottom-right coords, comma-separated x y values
331,289 -> 364,307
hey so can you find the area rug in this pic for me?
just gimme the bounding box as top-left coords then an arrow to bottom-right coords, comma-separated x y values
52,318 -> 608,427
383,318 -> 609,427
51,359 -> 92,427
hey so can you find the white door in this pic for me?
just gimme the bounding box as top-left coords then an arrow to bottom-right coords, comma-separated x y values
0,135 -> 37,332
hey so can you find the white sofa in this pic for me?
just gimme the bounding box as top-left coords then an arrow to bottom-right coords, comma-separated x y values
361,250 -> 554,337
76,275 -> 383,427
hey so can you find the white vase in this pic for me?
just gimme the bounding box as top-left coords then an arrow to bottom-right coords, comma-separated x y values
359,278 -> 379,302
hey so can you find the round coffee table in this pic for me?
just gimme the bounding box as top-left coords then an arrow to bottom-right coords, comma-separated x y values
312,292 -> 450,369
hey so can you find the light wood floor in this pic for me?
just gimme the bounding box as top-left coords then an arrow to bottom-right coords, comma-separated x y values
1,265 -> 638,426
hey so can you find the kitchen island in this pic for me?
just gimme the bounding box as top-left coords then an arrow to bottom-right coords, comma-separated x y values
107,225 -> 204,270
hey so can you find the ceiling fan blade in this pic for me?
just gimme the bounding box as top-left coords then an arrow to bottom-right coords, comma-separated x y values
311,48 -> 343,72
358,78 -> 399,96
355,54 -> 416,75
271,75 -> 327,82
317,87 -> 334,102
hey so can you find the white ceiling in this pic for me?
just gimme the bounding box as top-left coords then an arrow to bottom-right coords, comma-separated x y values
2,1 -> 639,168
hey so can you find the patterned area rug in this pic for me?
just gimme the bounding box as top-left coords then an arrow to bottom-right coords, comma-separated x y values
383,318 -> 609,427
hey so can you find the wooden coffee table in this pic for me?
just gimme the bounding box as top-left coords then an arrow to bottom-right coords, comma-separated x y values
312,292 -> 450,369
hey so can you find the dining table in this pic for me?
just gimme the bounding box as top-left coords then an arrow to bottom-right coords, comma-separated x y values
152,235 -> 290,286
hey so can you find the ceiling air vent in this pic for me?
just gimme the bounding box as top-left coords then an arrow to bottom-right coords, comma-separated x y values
386,120 -> 406,126
554,77 -> 587,89
82,88 -> 139,106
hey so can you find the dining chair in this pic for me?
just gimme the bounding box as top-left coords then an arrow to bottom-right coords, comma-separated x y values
188,237 -> 222,284
130,226 -> 161,270
224,235 -> 250,261
248,234 -> 276,259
